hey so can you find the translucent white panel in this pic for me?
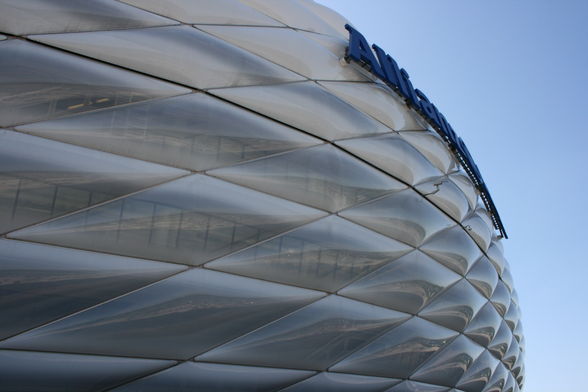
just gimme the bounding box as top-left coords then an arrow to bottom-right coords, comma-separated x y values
502,337 -> 520,370
490,281 -> 510,316
510,289 -> 520,306
198,295 -> 410,370
0,0 -> 175,35
504,302 -> 521,331
511,351 -> 524,381
239,0 -> 342,36
112,362 -> 313,392
211,82 -> 391,140
0,269 -> 324,359
488,322 -> 513,360
17,94 -> 320,171
415,178 -> 472,222
298,0 -> 352,38
399,131 -> 457,173
449,173 -> 478,210
339,251 -> 461,314
120,0 -> 283,25
0,34 -> 6,40
299,31 -> 349,58
0,40 -> 189,127
209,145 -> 404,212
32,26 -> 303,90
280,372 -> 400,392
500,267 -> 515,292
486,242 -> 505,275
339,189 -> 455,247
462,213 -> 492,252
466,257 -> 499,298
207,216 -> 412,292
331,317 -> 459,379
385,381 -> 450,392
455,350 -> 499,392
198,26 -> 366,81
464,302 -> 503,347
411,335 -> 484,386
418,279 -> 487,332
0,130 -> 186,234
503,374 -> 516,392
337,134 -> 443,186
476,206 -> 494,230
0,350 -> 172,392
319,81 -> 425,131
0,238 -> 185,339
513,321 -> 524,344
483,363 -> 508,392
10,175 -> 326,265
420,226 -> 482,276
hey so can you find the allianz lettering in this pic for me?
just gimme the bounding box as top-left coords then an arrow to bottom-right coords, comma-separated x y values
344,24 -> 506,238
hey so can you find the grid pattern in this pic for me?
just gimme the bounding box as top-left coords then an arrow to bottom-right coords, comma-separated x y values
0,1 -> 523,391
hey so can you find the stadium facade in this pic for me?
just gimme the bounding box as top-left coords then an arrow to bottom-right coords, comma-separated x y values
0,0 -> 524,391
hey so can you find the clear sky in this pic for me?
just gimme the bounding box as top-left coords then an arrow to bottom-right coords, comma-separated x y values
317,0 -> 588,390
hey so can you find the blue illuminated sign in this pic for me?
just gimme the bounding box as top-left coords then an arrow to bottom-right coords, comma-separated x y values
344,24 -> 507,238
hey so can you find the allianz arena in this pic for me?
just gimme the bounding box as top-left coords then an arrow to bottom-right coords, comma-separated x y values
0,1 -> 523,391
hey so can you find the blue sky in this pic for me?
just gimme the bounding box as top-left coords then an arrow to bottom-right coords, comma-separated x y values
318,0 -> 588,390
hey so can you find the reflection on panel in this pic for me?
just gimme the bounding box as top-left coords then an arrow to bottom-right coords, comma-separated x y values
319,81 -> 425,131
0,130 -> 186,234
198,295 -> 410,370
466,257 -> 499,299
399,131 -> 457,174
120,0 -> 282,25
210,145 -> 404,212
0,269 -> 324,359
385,380 -> 450,392
207,215 -> 412,292
464,302 -> 503,347
0,238 -> 185,339
411,335 -> 484,386
490,281 -> 511,317
500,268 -> 515,293
10,175 -> 326,265
112,362 -> 313,392
418,279 -> 487,332
17,93 -> 320,171
449,173 -> 478,211
331,317 -> 459,379
415,178 -> 471,223
485,364 -> 508,392
420,226 -> 482,276
462,212 -> 492,252
280,372 -> 399,392
504,302 -> 521,331
211,82 -> 391,141
455,349 -> 499,392
502,336 -> 520,370
0,40 -> 189,127
337,134 -> 443,186
0,350 -> 172,392
488,321 -> 513,360
339,189 -> 455,247
199,25 -> 366,81
486,242 -> 506,275
239,0 -> 343,37
339,251 -> 461,314
32,26 -> 303,90
0,0 -> 175,35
